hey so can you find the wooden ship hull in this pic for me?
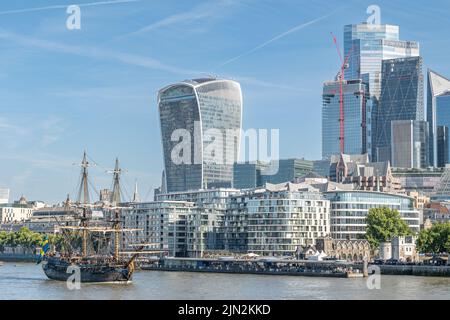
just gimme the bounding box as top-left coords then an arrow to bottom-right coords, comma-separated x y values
43,257 -> 133,283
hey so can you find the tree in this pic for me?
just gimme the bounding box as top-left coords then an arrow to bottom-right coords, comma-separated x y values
417,222 -> 450,254
365,207 -> 412,249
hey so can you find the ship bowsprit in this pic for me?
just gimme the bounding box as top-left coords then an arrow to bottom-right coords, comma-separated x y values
42,257 -> 133,283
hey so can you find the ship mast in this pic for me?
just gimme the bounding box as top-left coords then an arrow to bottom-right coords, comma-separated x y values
108,158 -> 124,261
76,151 -> 91,258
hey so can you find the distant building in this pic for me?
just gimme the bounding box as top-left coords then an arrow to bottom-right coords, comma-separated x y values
427,70 -> 450,167
391,120 -> 429,169
158,78 -> 243,193
373,57 -> 425,163
0,196 -> 34,224
24,207 -> 78,234
392,167 -> 444,195
328,154 -> 401,192
322,79 -> 370,160
324,191 -> 420,240
423,202 -> 450,224
233,162 -> 269,189
233,159 -> 314,189
0,189 -> 9,205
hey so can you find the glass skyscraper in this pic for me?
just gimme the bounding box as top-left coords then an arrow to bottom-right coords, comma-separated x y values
322,79 -> 370,160
373,57 -> 424,163
427,70 -> 450,167
391,120 -> 429,169
158,78 -> 243,193
344,23 -> 420,100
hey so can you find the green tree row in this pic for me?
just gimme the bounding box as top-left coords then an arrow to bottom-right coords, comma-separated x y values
0,227 -> 78,253
417,223 -> 450,254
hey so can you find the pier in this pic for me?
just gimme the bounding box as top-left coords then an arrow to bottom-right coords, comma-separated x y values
140,257 -> 366,278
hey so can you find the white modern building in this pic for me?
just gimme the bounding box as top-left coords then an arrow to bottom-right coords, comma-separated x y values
0,196 -> 34,224
325,191 -> 420,240
225,183 -> 331,256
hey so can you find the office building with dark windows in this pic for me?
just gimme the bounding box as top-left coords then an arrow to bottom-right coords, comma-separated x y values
373,57 -> 425,163
233,159 -> 314,189
322,79 -> 370,160
158,78 -> 243,193
427,70 -> 450,167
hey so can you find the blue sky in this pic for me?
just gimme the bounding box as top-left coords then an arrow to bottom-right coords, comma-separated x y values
0,0 -> 449,203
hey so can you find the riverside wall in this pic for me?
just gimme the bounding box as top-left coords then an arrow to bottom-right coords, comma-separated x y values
378,265 -> 450,277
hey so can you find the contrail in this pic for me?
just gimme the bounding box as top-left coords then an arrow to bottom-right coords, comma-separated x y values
0,0 -> 141,16
215,9 -> 339,69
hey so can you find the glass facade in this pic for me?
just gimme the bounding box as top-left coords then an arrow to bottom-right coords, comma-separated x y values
437,126 -> 449,168
344,23 -> 419,100
325,191 -> 420,240
435,94 -> 450,166
233,159 -> 314,188
322,79 -> 370,160
374,57 -> 424,163
427,70 -> 450,167
391,120 -> 429,169
260,159 -> 314,185
159,79 -> 243,193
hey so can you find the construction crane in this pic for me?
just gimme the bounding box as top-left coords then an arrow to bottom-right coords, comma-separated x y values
331,32 -> 354,154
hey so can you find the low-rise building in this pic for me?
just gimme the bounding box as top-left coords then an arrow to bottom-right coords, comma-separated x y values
316,236 -> 371,261
0,196 -> 34,223
423,202 -> 450,224
379,236 -> 418,262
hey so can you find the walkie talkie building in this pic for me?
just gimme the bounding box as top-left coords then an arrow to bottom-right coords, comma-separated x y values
158,78 -> 243,193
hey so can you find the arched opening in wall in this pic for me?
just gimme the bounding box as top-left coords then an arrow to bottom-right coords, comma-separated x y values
353,254 -> 358,261
359,254 -> 363,261
342,254 -> 347,260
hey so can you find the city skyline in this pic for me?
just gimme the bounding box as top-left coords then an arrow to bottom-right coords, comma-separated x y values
0,0 -> 450,203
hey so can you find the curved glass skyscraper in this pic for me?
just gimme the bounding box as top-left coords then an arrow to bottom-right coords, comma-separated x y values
158,78 -> 243,193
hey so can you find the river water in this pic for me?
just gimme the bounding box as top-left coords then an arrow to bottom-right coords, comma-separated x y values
0,263 -> 449,300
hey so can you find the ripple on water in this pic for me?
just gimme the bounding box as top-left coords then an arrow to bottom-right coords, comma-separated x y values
1,263 -> 450,300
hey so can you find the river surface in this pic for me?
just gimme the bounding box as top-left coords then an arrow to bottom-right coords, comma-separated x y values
0,263 -> 449,300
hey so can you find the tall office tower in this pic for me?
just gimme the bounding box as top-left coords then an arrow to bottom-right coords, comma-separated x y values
344,23 -> 420,161
344,23 -> 420,100
437,126 -> 449,168
427,70 -> 450,167
373,57 -> 424,164
391,120 -> 429,169
158,78 -> 243,193
322,79 -> 370,160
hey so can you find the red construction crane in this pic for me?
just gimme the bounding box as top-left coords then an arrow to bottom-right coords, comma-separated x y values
331,32 -> 354,154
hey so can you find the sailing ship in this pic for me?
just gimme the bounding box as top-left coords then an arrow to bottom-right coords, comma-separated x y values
41,152 -> 141,283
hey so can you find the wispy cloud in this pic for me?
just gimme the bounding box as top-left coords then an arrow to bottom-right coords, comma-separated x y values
215,9 -> 340,69
0,28 -> 202,76
0,0 -> 141,16
118,0 -> 242,38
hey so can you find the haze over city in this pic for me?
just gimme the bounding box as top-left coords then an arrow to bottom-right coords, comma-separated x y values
0,0 -> 449,203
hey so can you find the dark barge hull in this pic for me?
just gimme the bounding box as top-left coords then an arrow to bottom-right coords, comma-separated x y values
141,266 -> 354,278
43,258 -> 133,283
